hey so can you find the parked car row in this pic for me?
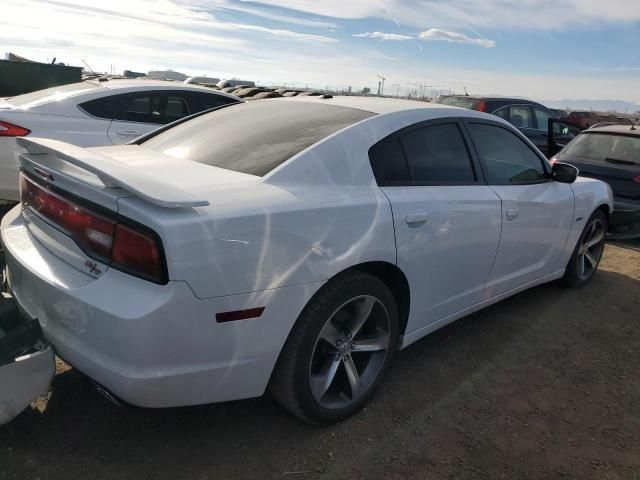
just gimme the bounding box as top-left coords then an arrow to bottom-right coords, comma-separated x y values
432,95 -> 577,157
0,79 -> 241,202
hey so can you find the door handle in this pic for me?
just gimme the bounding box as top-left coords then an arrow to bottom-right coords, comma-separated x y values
405,212 -> 428,225
505,207 -> 520,220
116,130 -> 141,136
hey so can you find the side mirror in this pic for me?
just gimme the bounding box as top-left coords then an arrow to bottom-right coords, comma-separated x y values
552,162 -> 578,183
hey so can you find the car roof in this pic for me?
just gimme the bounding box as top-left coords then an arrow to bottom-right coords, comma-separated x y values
279,95 -> 466,115
584,125 -> 640,136
98,79 -> 226,92
440,94 -> 542,104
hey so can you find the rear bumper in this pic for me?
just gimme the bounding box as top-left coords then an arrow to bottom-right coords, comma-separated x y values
1,207 -> 321,408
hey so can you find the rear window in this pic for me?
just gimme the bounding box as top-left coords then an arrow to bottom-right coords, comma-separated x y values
434,97 -> 481,110
559,132 -> 640,165
141,101 -> 374,176
6,82 -> 105,107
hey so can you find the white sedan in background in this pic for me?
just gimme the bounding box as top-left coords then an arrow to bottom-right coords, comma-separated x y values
1,97 -> 612,424
0,79 -> 240,202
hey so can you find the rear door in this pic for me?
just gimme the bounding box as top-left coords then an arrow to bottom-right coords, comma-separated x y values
465,120 -> 574,296
372,119 -> 502,333
107,91 -> 191,143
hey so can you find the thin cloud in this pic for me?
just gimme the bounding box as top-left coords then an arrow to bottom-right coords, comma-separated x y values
199,0 -> 339,29
419,28 -> 495,48
353,31 -> 413,41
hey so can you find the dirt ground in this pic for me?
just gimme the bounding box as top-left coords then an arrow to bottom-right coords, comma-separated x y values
1,241 -> 639,480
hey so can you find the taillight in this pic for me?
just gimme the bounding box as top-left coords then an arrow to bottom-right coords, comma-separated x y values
20,174 -> 166,283
112,224 -> 162,281
0,121 -> 30,137
475,100 -> 487,112
634,175 -> 640,184
550,157 -> 558,165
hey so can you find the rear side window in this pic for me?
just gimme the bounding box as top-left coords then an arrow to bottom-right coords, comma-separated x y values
369,122 -> 476,185
191,92 -> 237,111
79,97 -> 115,119
369,137 -> 410,184
113,92 -> 193,125
403,124 -> 475,182
142,101 -> 374,176
469,123 -> 546,184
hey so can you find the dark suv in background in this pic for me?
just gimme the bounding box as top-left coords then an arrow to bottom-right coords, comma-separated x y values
433,95 -> 574,157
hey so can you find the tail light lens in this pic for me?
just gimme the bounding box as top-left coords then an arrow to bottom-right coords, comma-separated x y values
633,175 -> 640,184
475,100 -> 487,112
0,121 -> 30,137
20,174 -> 166,283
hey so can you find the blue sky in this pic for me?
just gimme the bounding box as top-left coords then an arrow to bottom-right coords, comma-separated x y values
2,0 -> 640,107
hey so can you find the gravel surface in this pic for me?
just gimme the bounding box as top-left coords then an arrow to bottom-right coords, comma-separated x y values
1,241 -> 639,480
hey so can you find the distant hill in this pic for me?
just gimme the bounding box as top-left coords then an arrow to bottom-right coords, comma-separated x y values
539,99 -> 640,114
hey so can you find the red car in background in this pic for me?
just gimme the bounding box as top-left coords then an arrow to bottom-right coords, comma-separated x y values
561,111 -> 600,129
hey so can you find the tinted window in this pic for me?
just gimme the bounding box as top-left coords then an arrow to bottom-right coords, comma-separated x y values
435,96 -> 482,110
79,97 -> 115,119
493,107 -> 508,120
113,93 -> 194,125
559,132 -> 640,165
402,124 -> 475,182
142,101 -> 374,176
369,137 -> 410,184
533,107 -> 552,132
165,96 -> 190,123
509,105 -> 533,129
469,124 -> 546,183
191,92 -> 237,111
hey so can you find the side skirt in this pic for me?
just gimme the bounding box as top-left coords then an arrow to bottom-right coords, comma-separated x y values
399,269 -> 565,349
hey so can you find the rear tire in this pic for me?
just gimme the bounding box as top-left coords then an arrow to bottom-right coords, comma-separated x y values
563,209 -> 607,288
269,271 -> 399,424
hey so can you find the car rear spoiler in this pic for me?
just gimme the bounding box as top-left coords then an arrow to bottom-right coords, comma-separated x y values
16,137 -> 209,208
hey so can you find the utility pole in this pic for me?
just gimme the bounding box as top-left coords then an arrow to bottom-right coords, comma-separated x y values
391,83 -> 400,98
377,74 -> 386,96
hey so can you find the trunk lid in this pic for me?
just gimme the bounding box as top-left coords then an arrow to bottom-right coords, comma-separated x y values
15,138 -> 259,280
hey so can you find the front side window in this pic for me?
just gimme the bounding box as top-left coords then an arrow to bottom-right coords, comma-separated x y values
402,123 -> 475,183
508,105 -> 534,129
468,123 -> 546,184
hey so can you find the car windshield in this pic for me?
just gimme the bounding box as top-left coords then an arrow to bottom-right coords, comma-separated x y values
559,132 -> 640,164
434,97 -> 481,110
141,100 -> 374,176
6,81 -> 105,107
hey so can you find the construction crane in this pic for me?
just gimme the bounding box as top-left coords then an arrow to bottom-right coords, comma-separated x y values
377,74 -> 386,96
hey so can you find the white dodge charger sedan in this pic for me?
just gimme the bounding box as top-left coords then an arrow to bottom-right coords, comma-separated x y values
1,97 -> 612,424
0,79 -> 240,202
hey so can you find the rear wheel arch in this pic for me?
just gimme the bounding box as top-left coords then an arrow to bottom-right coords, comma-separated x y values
333,261 -> 410,337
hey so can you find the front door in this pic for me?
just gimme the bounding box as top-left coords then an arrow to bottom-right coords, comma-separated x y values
465,121 -> 575,297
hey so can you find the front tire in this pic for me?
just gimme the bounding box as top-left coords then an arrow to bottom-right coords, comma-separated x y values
563,209 -> 607,287
269,271 -> 399,424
